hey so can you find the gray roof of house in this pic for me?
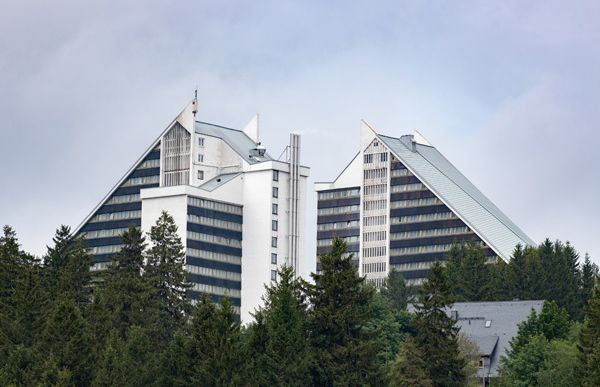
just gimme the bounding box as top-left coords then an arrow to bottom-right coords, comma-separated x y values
448,300 -> 544,377
378,134 -> 535,261
195,121 -> 274,164
198,173 -> 241,192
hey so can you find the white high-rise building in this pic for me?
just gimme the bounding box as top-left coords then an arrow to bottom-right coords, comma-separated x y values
76,97 -> 309,321
315,121 -> 534,286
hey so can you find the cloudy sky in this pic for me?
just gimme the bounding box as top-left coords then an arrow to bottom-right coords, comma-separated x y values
1,1 -> 599,269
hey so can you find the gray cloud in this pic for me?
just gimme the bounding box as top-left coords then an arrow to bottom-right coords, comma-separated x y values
1,1 -> 598,268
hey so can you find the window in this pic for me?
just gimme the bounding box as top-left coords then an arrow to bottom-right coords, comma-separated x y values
272,203 -> 278,215
272,187 -> 278,198
485,320 -> 492,328
197,154 -> 204,163
271,253 -> 277,264
198,170 -> 204,180
271,270 -> 277,281
198,137 -> 205,146
364,154 -> 373,163
271,237 -> 277,248
272,220 -> 278,231
272,170 -> 279,181
380,152 -> 388,162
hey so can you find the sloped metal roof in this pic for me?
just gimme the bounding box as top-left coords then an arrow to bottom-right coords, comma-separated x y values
378,134 -> 535,261
448,300 -> 544,377
198,173 -> 241,192
195,121 -> 273,164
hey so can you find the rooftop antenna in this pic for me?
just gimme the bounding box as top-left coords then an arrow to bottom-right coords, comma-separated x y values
192,87 -> 198,117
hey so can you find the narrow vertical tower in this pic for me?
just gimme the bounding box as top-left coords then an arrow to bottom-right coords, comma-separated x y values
287,133 -> 301,275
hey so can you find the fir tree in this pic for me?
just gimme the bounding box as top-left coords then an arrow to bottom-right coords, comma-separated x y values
580,254 -> 598,311
188,295 -> 243,386
254,266 -> 312,386
143,211 -> 191,343
577,283 -> 600,384
414,261 -> 466,387
445,242 -> 492,301
387,336 -> 432,387
381,269 -> 411,310
43,225 -> 93,308
307,237 -> 381,386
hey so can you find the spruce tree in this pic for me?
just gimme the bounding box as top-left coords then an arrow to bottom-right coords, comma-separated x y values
381,269 -> 411,310
43,225 -> 93,308
254,266 -> 312,386
580,254 -> 598,311
445,242 -> 491,301
188,295 -> 243,386
387,336 -> 432,387
577,283 -> 600,384
143,211 -> 191,343
414,260 -> 466,387
307,237 -> 380,386
101,226 -> 151,337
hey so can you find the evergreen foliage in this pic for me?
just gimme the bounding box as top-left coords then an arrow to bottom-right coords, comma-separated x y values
445,242 -> 491,301
386,336 -> 432,387
577,283 -> 600,385
414,261 -> 466,387
380,269 -> 411,310
307,237 -> 381,386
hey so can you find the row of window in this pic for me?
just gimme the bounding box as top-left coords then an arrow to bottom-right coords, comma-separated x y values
317,220 -> 360,231
390,226 -> 471,241
121,175 -> 160,187
363,199 -> 387,211
363,215 -> 386,227
187,248 -> 241,265
363,261 -> 387,274
390,211 -> 456,224
364,152 -> 388,164
89,244 -> 125,255
188,214 -> 242,232
390,183 -> 426,193
89,210 -> 141,223
389,197 -> 442,209
363,245 -> 387,258
137,158 -> 160,170
364,231 -> 387,242
366,277 -> 386,288
91,262 -> 110,272
317,188 -> 360,200
363,168 -> 387,180
390,243 -> 455,256
188,197 -> 243,215
83,227 -> 130,240
391,168 -> 409,177
187,231 -> 241,248
164,170 -> 190,186
317,204 -> 360,216
190,283 -> 241,298
105,193 -> 140,205
363,184 -> 387,196
317,235 -> 360,247
185,264 -> 241,281
392,261 -> 435,272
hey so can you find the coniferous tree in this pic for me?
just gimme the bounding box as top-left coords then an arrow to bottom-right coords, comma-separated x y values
143,211 -> 191,343
445,242 -> 492,301
43,225 -> 93,308
307,237 -> 381,386
387,336 -> 432,387
188,295 -> 243,386
580,254 -> 598,311
381,269 -> 411,310
414,261 -> 466,387
100,227 -> 150,337
243,310 -> 270,385
36,297 -> 95,386
577,283 -> 600,384
251,266 -> 312,386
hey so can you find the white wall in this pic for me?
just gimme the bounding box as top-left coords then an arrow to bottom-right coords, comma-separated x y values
140,187 -> 189,249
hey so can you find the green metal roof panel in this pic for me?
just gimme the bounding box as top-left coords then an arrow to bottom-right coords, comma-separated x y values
378,134 -> 535,261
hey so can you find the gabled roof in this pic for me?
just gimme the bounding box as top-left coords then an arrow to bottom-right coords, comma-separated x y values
195,121 -> 273,164
378,134 -> 535,261
448,300 -> 544,377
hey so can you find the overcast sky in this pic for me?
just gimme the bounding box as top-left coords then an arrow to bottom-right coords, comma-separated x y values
1,1 -> 599,270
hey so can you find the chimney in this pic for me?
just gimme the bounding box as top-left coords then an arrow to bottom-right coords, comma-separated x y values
400,134 -> 416,152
